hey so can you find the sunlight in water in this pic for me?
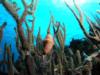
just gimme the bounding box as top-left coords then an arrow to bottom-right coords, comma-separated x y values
52,0 -> 87,7
64,0 -> 86,5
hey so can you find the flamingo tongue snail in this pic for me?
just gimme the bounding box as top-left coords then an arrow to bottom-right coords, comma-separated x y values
44,33 -> 54,55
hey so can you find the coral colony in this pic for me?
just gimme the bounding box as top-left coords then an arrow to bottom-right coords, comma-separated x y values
0,0 -> 100,75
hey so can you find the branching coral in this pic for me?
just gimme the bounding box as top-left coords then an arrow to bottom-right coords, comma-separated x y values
0,0 -> 38,75
65,0 -> 100,43
0,22 -> 7,42
0,0 -> 99,75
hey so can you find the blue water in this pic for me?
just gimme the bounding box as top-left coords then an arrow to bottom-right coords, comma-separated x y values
0,0 -> 100,61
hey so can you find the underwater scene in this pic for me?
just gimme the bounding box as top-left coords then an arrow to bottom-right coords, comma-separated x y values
0,0 -> 100,75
